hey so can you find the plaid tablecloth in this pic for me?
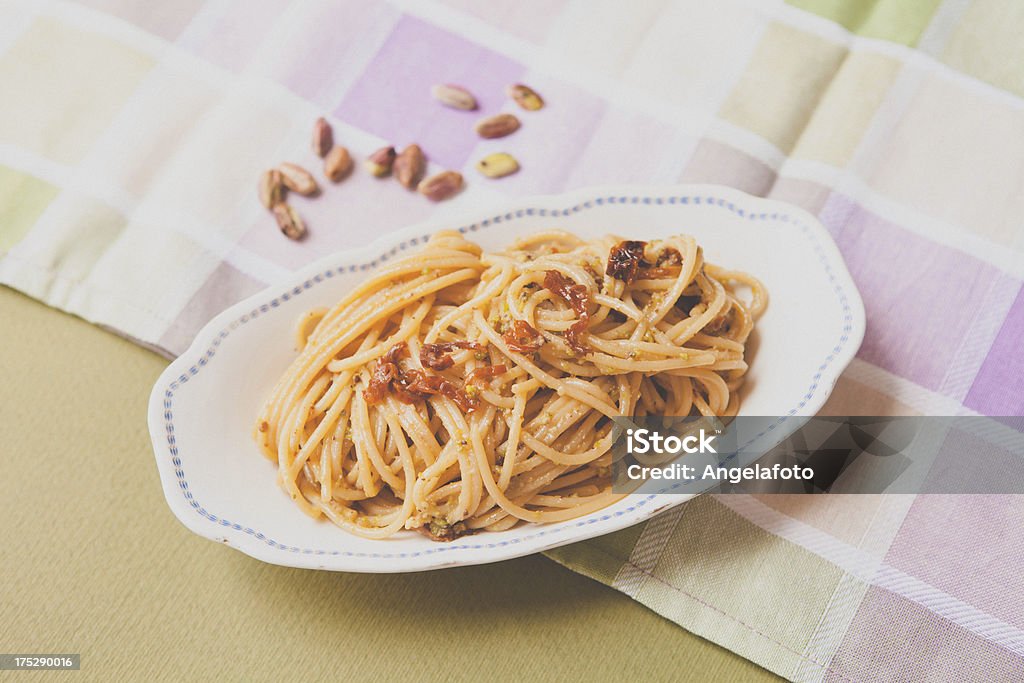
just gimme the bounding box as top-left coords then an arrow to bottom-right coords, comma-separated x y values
2,1 -> 1022,680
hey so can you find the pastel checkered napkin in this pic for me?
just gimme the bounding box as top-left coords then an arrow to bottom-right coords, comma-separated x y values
2,1 -> 1022,679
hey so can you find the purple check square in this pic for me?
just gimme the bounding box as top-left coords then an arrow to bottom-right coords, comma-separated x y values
965,286 -> 1024,416
886,494 -> 1024,630
820,193 -> 1020,397
335,16 -> 524,170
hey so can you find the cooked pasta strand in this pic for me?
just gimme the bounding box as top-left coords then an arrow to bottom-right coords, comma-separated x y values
255,231 -> 766,540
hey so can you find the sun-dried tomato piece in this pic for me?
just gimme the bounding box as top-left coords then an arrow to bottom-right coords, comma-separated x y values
364,342 -> 408,405
502,320 -> 544,354
543,271 -> 590,319
564,321 -> 590,356
635,246 -> 683,279
419,340 -> 484,371
363,363 -> 395,405
390,369 -> 435,403
393,370 -> 475,413
543,270 -> 592,355
469,364 -> 508,384
364,341 -> 479,411
605,240 -> 647,285
435,379 -> 475,413
382,341 -> 408,363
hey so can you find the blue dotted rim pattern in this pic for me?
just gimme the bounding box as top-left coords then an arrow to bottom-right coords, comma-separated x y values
161,192 -> 855,559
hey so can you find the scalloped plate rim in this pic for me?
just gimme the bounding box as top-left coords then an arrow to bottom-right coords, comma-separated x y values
147,184 -> 865,572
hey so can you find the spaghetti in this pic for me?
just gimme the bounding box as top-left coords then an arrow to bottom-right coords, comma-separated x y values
255,230 -> 766,540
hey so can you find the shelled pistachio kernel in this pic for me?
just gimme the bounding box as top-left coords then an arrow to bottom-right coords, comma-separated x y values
324,145 -> 353,182
258,168 -> 284,208
365,146 -> 397,177
312,117 -> 333,157
273,203 -> 305,240
431,84 -> 477,110
474,113 -> 520,139
418,170 -> 463,201
394,144 -> 426,189
277,162 -> 318,196
476,152 -> 519,178
506,83 -> 544,111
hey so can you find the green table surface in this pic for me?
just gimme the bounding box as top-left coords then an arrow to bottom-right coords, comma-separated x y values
0,285 -> 779,682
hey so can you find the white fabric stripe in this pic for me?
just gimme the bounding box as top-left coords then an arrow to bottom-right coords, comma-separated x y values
793,490 -> 900,682
859,495 -> 918,559
936,274 -> 1022,401
15,0 -> 172,57
612,505 -> 686,598
791,572 -> 869,683
792,162 -> 1024,279
706,119 -> 788,171
758,0 -> 1024,113
847,360 -> 1024,454
0,143 -> 73,189
649,129 -> 701,185
174,0 -> 236,48
916,0 -> 972,56
843,358 -> 978,417
715,495 -> 1024,657
958,415 -> 1024,456
0,1 -> 38,55
247,0 -> 401,103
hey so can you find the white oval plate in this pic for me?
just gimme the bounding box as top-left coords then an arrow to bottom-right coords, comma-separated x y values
148,185 -> 864,572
